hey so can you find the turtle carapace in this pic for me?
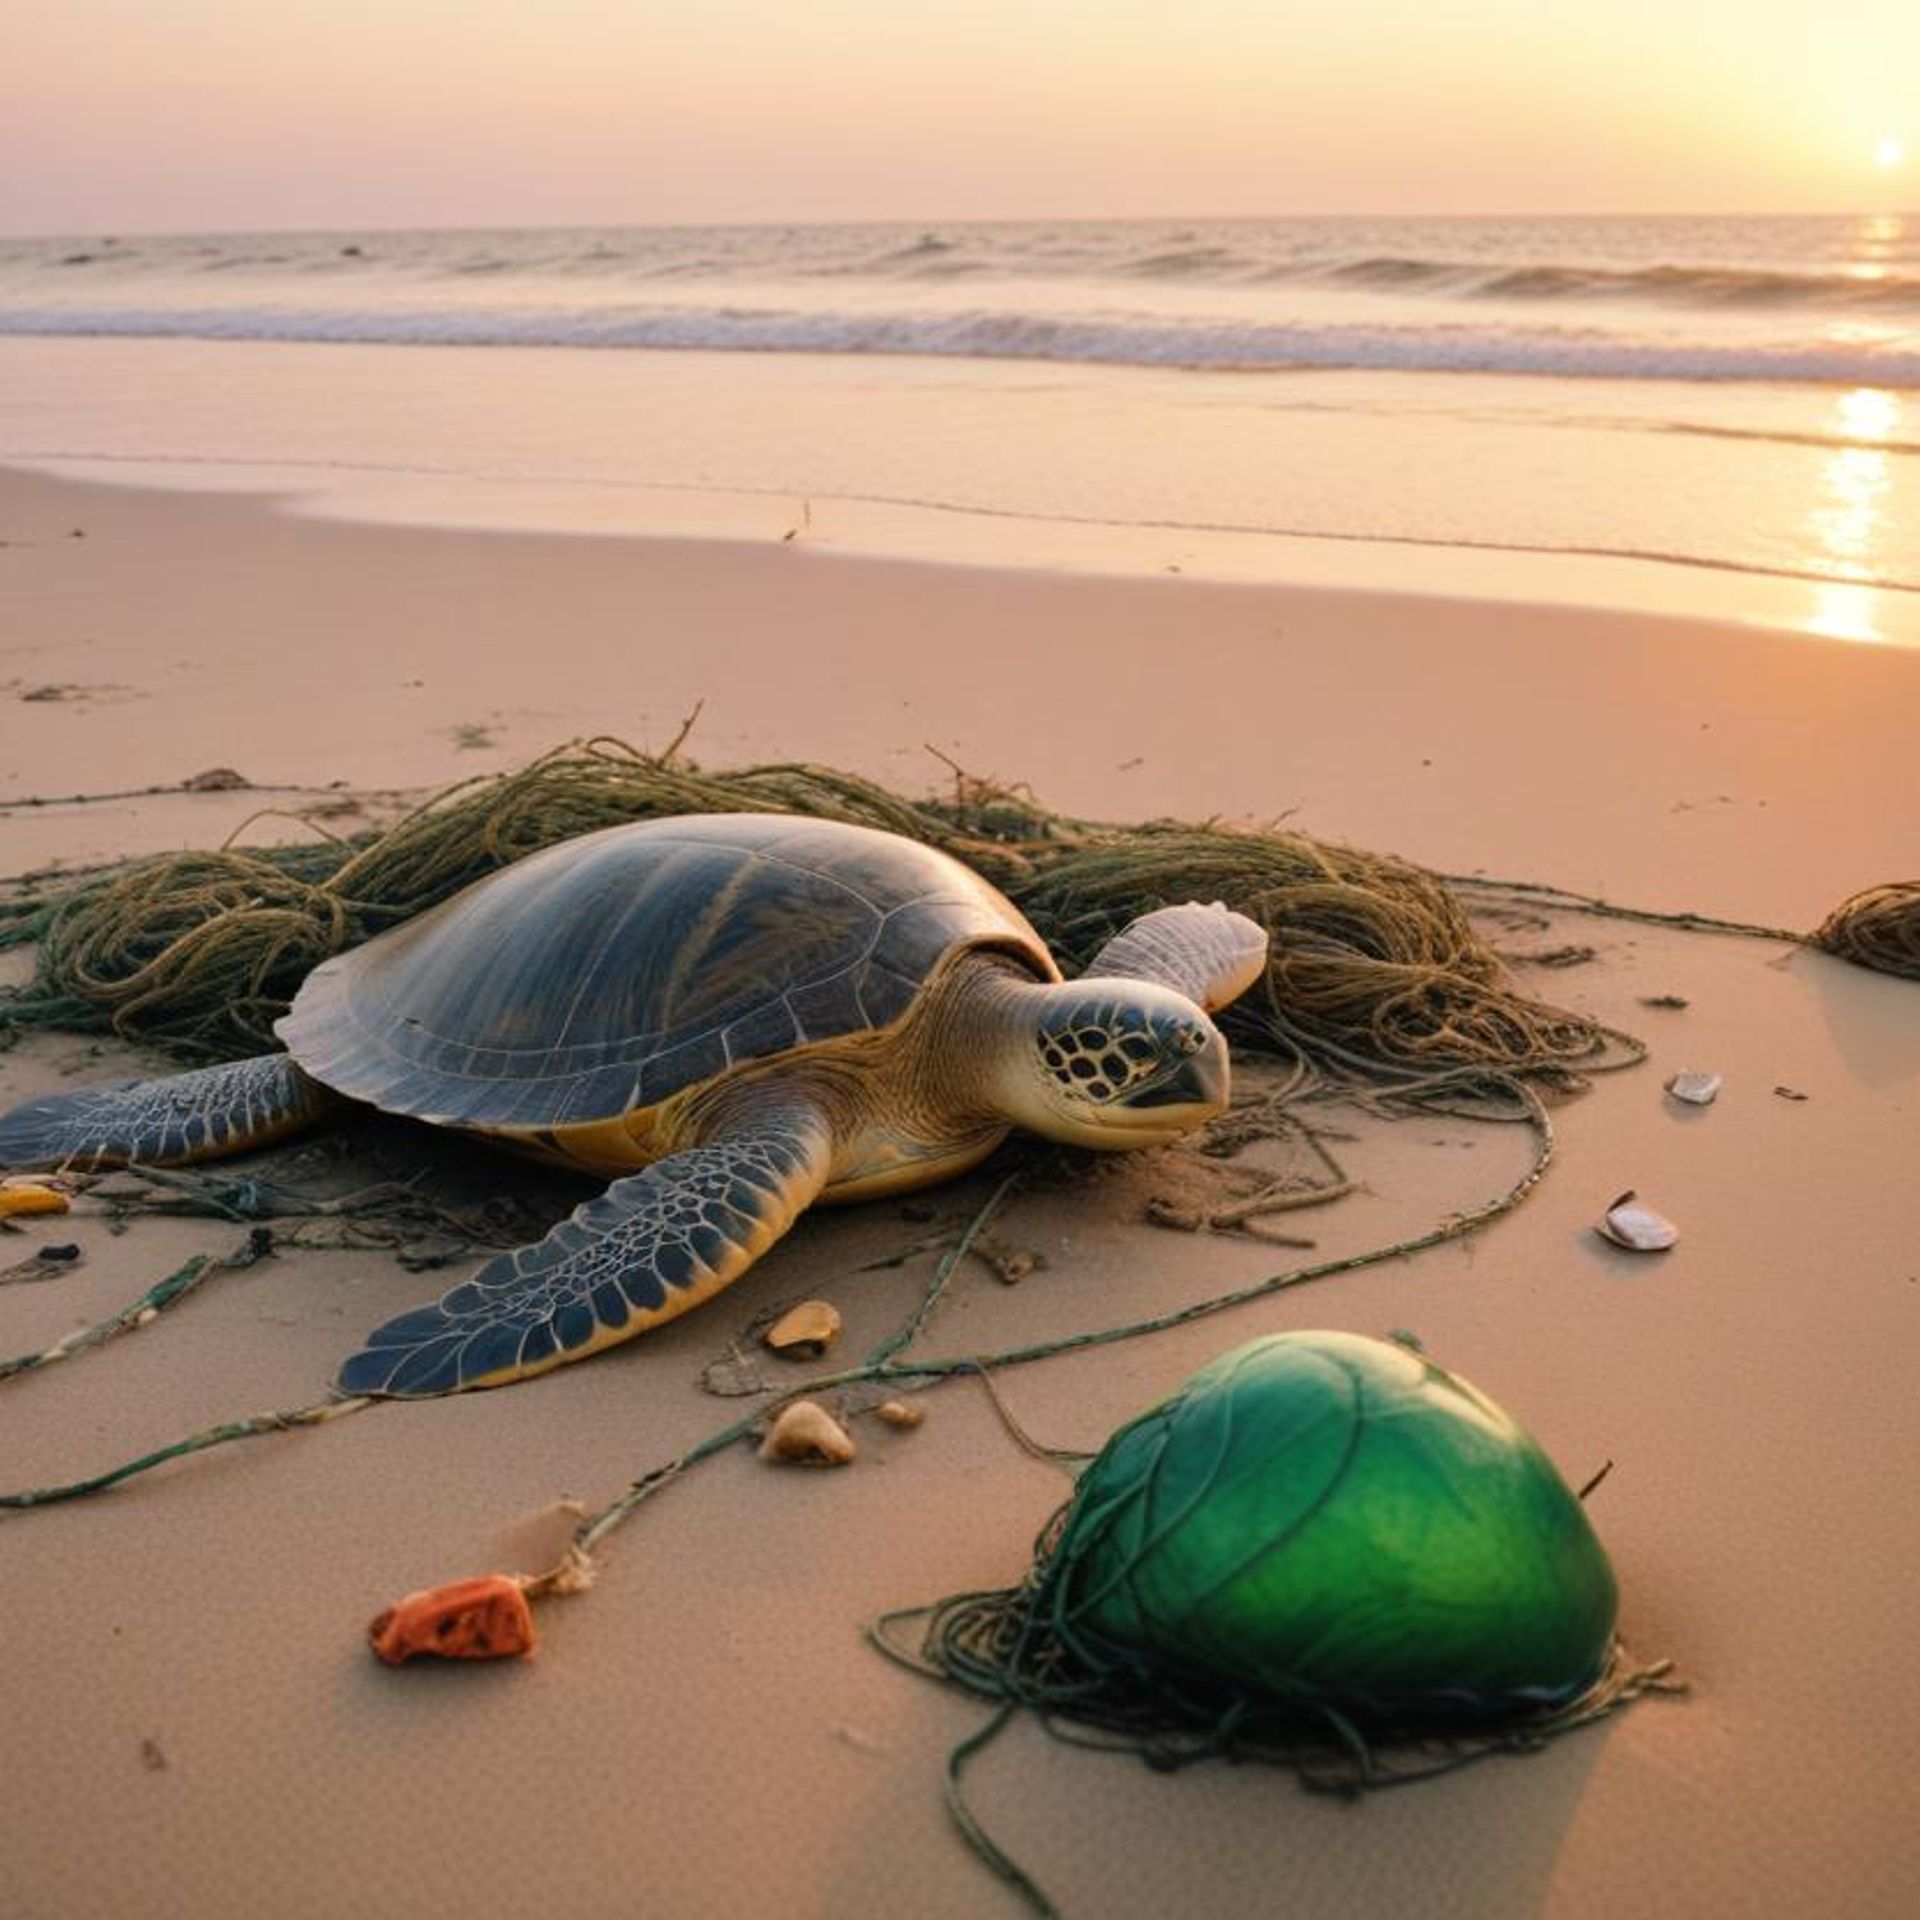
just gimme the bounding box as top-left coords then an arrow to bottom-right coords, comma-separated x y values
0,816 -> 1268,1397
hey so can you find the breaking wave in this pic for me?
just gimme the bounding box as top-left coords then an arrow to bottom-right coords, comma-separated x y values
8,215 -> 1920,386
5,298 -> 1920,386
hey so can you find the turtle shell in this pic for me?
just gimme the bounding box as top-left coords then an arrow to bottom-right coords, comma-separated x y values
278,814 -> 1055,1131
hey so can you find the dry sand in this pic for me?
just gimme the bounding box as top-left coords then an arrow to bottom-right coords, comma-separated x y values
1,466 -> 1915,1919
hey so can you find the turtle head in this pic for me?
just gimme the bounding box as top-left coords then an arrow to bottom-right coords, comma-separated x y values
1011,979 -> 1231,1149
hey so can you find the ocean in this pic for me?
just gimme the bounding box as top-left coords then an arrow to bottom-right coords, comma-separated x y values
2,214 -> 1916,639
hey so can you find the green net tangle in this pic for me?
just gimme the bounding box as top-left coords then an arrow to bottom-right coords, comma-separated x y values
875,1331 -> 1678,1914
0,738 -> 1629,1088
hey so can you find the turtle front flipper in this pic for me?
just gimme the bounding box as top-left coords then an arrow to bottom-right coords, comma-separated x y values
337,1100 -> 835,1397
0,1055 -> 341,1172
1085,902 -> 1269,1013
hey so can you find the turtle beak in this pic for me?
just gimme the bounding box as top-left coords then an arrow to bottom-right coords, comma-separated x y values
1130,1029 -> 1230,1116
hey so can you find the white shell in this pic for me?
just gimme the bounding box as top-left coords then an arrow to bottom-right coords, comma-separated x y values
1597,1192 -> 1680,1252
1665,1071 -> 1722,1107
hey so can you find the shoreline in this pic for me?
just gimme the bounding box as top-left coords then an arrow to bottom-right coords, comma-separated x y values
6,333 -> 1918,653
5,463 -> 1918,932
26,447 -> 1920,647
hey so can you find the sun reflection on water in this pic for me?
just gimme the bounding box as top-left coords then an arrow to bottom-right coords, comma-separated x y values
1802,384 -> 1905,640
1851,213 -> 1907,260
1806,581 -> 1888,644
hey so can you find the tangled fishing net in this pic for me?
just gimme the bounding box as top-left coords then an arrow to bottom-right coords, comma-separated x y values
874,1331 -> 1678,1914
0,738 -> 1620,1085
1810,881 -> 1920,981
0,745 -> 1715,1917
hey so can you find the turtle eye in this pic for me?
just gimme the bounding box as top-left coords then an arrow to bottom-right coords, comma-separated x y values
1171,1020 -> 1207,1057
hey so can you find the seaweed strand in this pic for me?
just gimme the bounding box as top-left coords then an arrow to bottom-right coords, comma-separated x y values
0,1229 -> 275,1385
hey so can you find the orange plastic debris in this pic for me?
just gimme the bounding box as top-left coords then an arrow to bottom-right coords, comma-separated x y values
367,1574 -> 536,1665
0,1184 -> 70,1219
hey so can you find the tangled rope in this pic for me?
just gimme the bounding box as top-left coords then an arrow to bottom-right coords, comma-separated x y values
871,1529 -> 1676,1919
0,737 -> 1627,1085
1016,833 -> 1610,1080
1810,882 -> 1920,980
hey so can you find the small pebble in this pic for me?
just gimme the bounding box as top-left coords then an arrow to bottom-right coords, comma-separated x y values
762,1300 -> 842,1358
759,1400 -> 856,1466
1665,1071 -> 1722,1107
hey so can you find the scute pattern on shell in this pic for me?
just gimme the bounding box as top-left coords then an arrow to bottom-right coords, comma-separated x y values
279,814 -> 1053,1130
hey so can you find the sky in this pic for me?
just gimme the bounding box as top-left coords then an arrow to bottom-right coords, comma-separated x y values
2,0 -> 1915,234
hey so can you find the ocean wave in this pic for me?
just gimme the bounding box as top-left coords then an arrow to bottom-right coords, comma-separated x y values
1123,246 -> 1243,278
16,221 -> 1920,315
6,298 -> 1920,387
1472,260 -> 1920,307
1313,255 -> 1467,288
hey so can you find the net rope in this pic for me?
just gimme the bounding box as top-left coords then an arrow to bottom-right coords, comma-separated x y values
1,737 -> 1630,1083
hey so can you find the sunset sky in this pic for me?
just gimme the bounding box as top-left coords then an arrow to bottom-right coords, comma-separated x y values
3,0 -> 1915,234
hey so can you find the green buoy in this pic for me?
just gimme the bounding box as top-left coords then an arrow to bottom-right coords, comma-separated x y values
878,1330 -> 1673,1917
1048,1330 -> 1619,1725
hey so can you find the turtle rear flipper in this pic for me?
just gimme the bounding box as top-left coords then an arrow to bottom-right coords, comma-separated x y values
0,1055 -> 339,1171
337,1100 -> 835,1398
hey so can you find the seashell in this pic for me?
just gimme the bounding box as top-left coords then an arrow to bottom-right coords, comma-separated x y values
762,1300 -> 842,1358
0,1183 -> 70,1219
759,1399 -> 856,1466
875,1399 -> 924,1429
1596,1191 -> 1679,1252
367,1573 -> 535,1664
1664,1071 -> 1722,1107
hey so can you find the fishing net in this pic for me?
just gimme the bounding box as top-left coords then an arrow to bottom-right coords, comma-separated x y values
874,1331 -> 1675,1914
1809,881 -> 1920,981
0,737 -> 1623,1084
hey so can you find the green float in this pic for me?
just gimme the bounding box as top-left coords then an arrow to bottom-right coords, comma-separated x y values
879,1330 -> 1675,1916
1043,1329 -> 1619,1726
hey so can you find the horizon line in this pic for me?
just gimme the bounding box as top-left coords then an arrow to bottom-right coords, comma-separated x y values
3,205 -> 1915,245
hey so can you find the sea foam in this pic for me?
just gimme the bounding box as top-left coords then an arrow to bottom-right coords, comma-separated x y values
4,299 -> 1920,387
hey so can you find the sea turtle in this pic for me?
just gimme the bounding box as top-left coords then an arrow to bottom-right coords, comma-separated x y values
0,814 -> 1267,1398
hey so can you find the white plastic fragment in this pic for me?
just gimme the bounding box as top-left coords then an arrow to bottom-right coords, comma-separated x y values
1665,1071 -> 1722,1107
1597,1191 -> 1680,1252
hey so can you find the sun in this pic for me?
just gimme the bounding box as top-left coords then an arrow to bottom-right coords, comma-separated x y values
1875,136 -> 1906,169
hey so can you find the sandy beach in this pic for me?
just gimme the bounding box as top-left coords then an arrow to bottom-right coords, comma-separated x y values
2,463 -> 1917,1919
